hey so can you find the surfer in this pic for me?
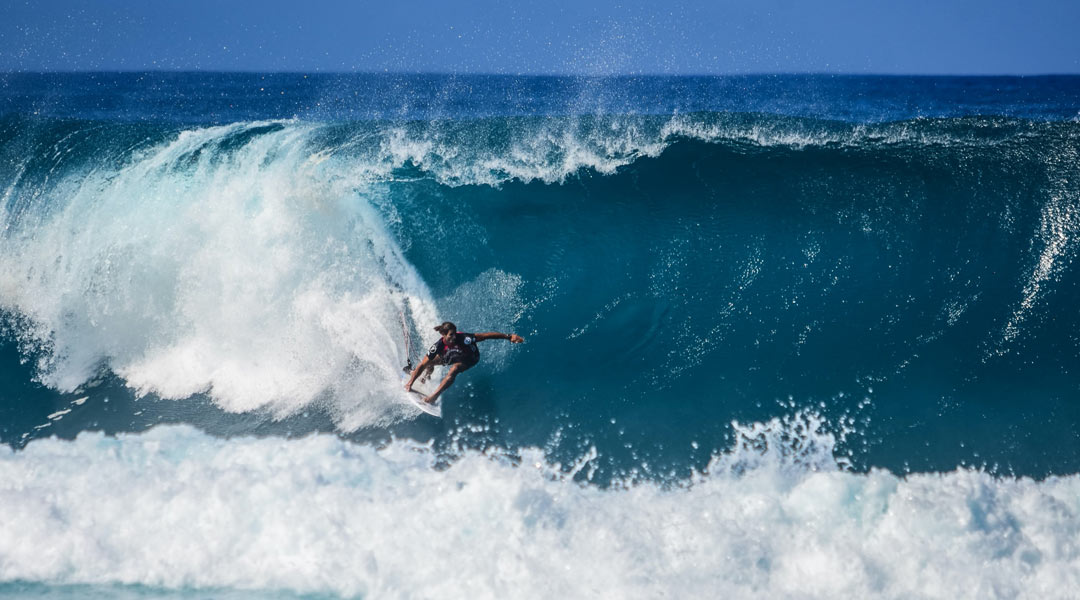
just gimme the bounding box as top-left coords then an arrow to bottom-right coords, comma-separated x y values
404,321 -> 524,404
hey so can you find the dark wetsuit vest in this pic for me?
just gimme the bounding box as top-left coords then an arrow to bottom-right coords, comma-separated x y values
427,332 -> 480,366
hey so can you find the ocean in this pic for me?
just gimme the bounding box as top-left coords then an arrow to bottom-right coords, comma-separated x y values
1,72 -> 1079,598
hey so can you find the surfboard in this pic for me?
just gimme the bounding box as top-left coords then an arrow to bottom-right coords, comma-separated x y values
407,389 -> 442,417
401,375 -> 442,417
398,310 -> 441,417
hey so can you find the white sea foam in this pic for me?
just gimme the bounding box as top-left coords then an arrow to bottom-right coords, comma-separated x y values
376,117 -> 669,187
0,419 -> 1077,599
0,121 -> 441,428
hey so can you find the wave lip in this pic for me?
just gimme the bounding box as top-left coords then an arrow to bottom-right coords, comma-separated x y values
1,419 -> 1079,599
361,112 -> 1078,189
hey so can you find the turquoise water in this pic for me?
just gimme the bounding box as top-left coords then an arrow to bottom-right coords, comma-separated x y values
1,73 -> 1079,598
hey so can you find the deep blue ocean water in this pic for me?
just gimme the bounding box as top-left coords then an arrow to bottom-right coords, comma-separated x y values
1,73 -> 1079,598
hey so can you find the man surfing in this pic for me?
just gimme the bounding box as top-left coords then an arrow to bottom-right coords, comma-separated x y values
404,321 -> 524,404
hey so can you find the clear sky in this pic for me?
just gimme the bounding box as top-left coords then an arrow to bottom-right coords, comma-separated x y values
2,0 -> 1078,74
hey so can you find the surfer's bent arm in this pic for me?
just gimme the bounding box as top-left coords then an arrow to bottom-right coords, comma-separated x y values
473,332 -> 525,343
405,355 -> 433,391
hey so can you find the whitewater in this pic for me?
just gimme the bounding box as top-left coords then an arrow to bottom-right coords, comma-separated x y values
3,420 -> 1079,599
1,73 -> 1079,598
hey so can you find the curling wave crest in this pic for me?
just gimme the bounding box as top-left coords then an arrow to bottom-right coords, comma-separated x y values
0,121 -> 439,429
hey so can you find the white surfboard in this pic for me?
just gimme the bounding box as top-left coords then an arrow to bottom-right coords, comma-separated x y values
402,375 -> 442,417
398,312 -> 441,417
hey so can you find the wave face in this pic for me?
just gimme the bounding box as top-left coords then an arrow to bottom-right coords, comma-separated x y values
1,73 -> 1080,598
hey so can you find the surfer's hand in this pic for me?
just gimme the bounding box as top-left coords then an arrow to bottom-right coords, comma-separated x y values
509,334 -> 524,343
404,382 -> 412,392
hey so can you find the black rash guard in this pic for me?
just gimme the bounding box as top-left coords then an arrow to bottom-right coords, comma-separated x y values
427,332 -> 480,366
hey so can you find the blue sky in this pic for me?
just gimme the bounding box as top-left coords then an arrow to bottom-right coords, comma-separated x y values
2,0 -> 1078,74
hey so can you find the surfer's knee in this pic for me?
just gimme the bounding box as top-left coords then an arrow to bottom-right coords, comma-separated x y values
446,363 -> 470,379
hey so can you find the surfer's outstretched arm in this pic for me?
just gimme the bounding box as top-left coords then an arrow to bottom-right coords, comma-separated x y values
473,332 -> 524,343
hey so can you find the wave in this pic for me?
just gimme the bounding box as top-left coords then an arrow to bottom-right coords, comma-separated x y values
1,112 -> 1078,440
1,416 -> 1077,599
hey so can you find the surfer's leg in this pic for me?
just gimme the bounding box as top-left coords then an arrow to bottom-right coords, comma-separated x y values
424,361 -> 473,404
